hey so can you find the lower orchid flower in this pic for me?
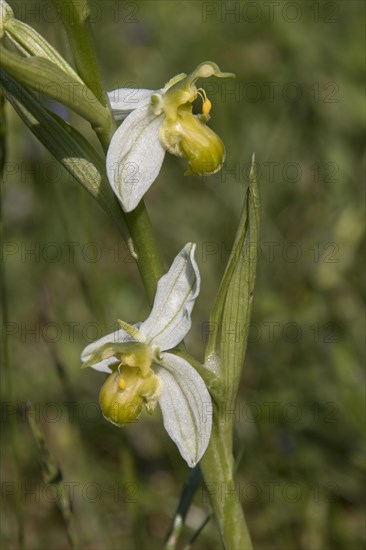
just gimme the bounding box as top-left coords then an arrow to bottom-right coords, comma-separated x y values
81,243 -> 212,467
106,61 -> 235,212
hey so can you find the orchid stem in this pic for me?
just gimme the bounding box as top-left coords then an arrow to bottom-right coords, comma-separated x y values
56,0 -> 114,146
56,0 -> 166,303
200,420 -> 253,549
123,202 -> 166,304
56,0 -> 107,107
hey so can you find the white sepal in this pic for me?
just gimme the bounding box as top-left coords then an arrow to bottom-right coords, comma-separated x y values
141,243 -> 200,350
106,105 -> 165,212
156,352 -> 212,467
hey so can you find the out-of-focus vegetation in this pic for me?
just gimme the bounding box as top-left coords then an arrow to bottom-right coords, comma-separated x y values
1,1 -> 365,548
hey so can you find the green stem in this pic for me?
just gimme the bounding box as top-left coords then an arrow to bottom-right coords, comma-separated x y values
200,415 -> 253,550
56,0 -> 107,107
56,0 -> 114,146
124,202 -> 166,304
56,0 -> 165,303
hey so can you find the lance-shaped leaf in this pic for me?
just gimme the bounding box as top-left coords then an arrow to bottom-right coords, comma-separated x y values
204,154 -> 260,403
4,16 -> 84,84
0,70 -> 130,244
0,45 -> 110,130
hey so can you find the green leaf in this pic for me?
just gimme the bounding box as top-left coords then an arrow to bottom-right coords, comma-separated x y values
4,17 -> 84,84
204,155 -> 260,402
0,70 -> 130,244
0,45 -> 111,130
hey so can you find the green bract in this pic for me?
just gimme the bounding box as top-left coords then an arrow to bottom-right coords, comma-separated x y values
205,155 -> 260,401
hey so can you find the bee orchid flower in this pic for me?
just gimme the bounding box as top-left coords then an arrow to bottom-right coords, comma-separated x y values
106,61 -> 235,212
81,243 -> 212,467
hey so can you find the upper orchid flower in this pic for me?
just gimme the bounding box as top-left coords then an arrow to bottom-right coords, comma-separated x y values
106,61 -> 235,212
81,243 -> 212,467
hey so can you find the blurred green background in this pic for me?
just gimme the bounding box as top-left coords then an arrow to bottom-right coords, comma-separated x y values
1,1 -> 365,548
